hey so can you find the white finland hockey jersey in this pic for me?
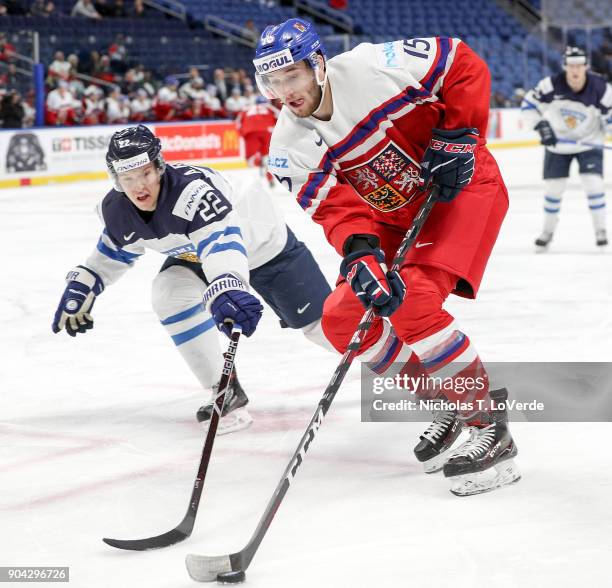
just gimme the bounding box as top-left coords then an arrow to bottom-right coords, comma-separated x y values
521,72 -> 612,154
84,164 -> 287,288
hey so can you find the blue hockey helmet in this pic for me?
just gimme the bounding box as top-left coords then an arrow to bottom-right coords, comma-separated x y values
106,125 -> 166,191
253,18 -> 327,99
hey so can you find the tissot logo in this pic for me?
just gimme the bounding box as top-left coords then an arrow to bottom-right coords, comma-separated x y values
52,135 -> 111,152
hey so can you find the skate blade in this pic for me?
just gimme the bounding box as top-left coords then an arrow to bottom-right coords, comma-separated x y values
421,430 -> 469,474
204,408 -> 253,436
449,459 -> 521,496
534,244 -> 549,254
422,450 -> 451,474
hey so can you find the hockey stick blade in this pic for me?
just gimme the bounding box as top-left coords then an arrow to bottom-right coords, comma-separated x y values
185,187 -> 439,580
185,553 -> 235,582
103,328 -> 242,551
103,526 -> 191,551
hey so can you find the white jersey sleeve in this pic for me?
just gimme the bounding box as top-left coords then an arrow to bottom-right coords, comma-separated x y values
84,204 -> 145,287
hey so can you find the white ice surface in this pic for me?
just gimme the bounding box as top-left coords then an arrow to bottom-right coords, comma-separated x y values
1,146 -> 611,588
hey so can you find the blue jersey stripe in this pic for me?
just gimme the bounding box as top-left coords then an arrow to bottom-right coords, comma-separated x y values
171,318 -> 216,346
196,226 -> 242,257
208,241 -> 247,256
97,239 -> 141,264
160,302 -> 205,326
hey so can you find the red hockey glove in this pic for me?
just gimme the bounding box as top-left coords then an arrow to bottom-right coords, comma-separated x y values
419,128 -> 478,202
340,248 -> 405,317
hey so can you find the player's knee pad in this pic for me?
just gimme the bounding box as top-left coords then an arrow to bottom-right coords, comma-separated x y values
151,265 -> 206,320
321,283 -> 384,353
580,173 -> 605,196
543,178 -> 567,199
390,265 -> 455,344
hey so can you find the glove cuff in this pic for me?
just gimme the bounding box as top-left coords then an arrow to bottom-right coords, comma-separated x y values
343,233 -> 380,255
204,273 -> 248,313
66,265 -> 104,295
432,127 -> 479,140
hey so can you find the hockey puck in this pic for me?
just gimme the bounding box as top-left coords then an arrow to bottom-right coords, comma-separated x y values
216,570 -> 246,584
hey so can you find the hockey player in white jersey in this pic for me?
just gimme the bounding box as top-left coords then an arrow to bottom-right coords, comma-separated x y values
52,125 -> 332,433
522,46 -> 612,251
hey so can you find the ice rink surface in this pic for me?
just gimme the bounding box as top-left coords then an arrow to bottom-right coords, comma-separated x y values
1,146 -> 611,588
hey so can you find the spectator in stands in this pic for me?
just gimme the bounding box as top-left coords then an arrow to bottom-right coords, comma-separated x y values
329,0 -> 347,9
0,62 -> 19,89
111,0 -> 125,17
82,84 -> 105,124
243,84 -> 257,107
71,0 -> 101,19
244,19 -> 259,43
121,68 -> 140,97
236,68 -> 252,88
83,49 -> 101,76
138,68 -> 157,97
47,51 -> 71,83
510,87 -> 525,108
130,0 -> 148,18
108,34 -> 128,74
130,87 -> 152,121
185,66 -> 203,85
228,70 -> 244,93
205,83 -> 225,118
29,0 -> 56,16
180,76 -> 209,119
67,53 -> 79,75
93,54 -> 115,83
0,89 -> 24,127
21,90 -> 35,126
0,33 -> 17,63
105,85 -> 130,123
213,68 -> 228,103
224,86 -> 246,117
0,4 -> 6,15
46,79 -> 80,125
491,91 -> 510,108
155,75 -> 180,121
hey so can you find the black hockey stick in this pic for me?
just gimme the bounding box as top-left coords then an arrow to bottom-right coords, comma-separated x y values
185,185 -> 439,581
103,325 -> 242,551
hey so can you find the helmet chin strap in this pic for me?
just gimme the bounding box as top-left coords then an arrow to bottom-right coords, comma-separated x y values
311,65 -> 329,118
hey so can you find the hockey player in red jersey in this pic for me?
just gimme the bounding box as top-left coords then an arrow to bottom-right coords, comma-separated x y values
253,18 -> 520,496
236,96 -> 279,188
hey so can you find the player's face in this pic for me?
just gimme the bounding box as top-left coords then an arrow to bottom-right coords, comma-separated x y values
118,162 -> 161,211
565,63 -> 587,90
266,62 -> 322,118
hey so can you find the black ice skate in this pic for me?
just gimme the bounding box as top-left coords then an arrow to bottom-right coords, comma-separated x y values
534,231 -> 554,252
413,406 -> 464,474
596,229 -> 608,247
196,370 -> 252,435
443,388 -> 520,496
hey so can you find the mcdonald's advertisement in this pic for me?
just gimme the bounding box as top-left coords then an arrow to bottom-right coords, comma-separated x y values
154,122 -> 241,161
0,120 -> 244,188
